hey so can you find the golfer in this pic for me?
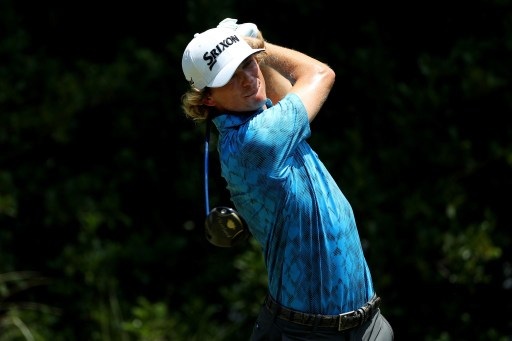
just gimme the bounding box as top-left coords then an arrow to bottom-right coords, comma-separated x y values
181,18 -> 394,340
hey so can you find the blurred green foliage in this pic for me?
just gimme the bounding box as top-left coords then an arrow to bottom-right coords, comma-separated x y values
0,0 -> 511,340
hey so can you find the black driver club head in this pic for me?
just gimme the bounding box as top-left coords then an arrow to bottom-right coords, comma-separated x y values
205,206 -> 250,247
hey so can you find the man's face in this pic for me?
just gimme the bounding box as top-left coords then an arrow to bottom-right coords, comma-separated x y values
207,55 -> 267,112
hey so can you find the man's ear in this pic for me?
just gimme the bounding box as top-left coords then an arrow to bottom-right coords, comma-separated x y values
203,96 -> 215,106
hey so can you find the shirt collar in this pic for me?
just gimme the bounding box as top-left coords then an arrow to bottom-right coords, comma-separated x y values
212,98 -> 273,130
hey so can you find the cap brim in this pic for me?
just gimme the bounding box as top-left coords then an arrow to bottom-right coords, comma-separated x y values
208,48 -> 264,88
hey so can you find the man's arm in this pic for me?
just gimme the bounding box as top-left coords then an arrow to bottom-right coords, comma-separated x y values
260,42 -> 335,122
240,28 -> 293,105
260,64 -> 292,105
236,19 -> 334,119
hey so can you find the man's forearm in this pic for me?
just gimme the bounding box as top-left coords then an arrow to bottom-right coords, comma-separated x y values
261,64 -> 292,104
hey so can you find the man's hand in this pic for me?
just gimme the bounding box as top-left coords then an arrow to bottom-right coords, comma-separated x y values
217,18 -> 259,38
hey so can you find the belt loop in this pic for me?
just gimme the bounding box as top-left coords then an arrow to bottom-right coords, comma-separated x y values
311,314 -> 321,332
357,307 -> 366,322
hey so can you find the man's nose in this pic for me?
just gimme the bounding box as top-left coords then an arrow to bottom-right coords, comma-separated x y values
239,70 -> 254,87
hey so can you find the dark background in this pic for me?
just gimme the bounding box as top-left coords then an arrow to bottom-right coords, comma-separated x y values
1,0 -> 511,340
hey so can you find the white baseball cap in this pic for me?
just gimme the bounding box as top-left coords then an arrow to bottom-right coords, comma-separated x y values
182,27 -> 264,90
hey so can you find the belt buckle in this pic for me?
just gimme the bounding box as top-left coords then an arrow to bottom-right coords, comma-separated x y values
338,310 -> 357,331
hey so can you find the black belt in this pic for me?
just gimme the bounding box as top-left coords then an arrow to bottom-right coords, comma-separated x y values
264,294 -> 381,331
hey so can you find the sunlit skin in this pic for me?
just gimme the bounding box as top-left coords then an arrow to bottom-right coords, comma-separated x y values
204,55 -> 268,112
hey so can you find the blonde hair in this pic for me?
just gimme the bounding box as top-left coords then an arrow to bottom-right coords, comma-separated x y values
180,88 -> 211,122
181,35 -> 266,123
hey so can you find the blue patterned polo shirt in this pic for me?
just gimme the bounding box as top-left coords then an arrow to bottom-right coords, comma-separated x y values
212,93 -> 375,314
